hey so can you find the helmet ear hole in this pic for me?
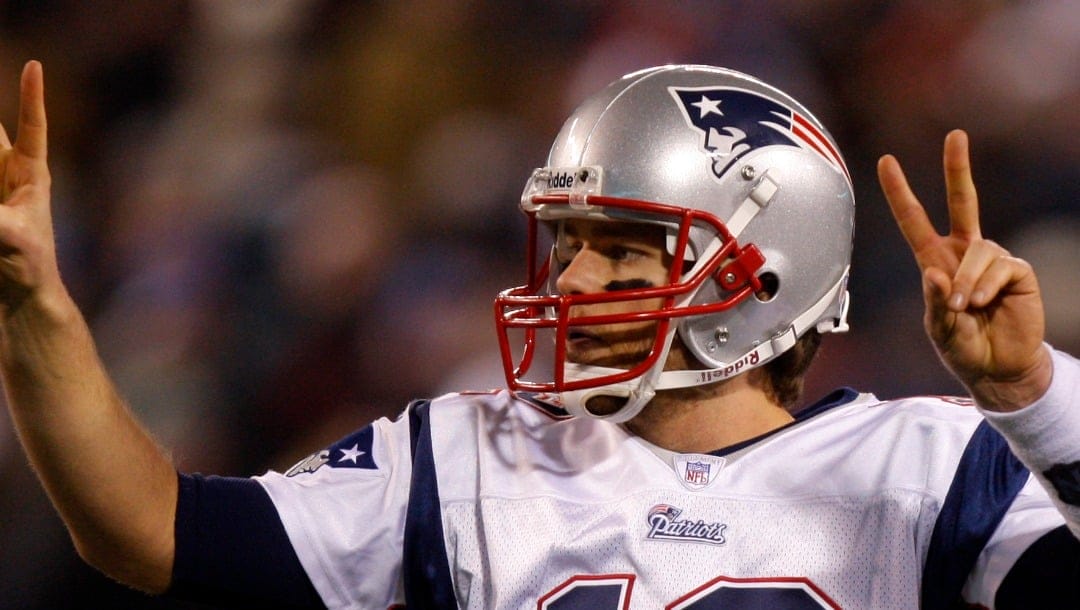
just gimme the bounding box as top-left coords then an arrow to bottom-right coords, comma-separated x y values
755,272 -> 779,302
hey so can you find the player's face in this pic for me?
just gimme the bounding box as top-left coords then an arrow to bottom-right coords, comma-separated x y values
554,218 -> 672,368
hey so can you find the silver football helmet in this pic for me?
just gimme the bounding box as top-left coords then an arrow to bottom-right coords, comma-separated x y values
495,65 -> 854,423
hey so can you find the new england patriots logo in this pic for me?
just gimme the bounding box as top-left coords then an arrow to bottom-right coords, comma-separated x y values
285,425 -> 378,476
668,86 -> 850,184
649,504 -> 683,521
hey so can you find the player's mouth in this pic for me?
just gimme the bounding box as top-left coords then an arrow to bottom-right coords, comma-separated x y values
565,327 -> 605,361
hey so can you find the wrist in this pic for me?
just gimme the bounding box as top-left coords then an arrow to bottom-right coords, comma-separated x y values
969,345 -> 1054,412
0,283 -> 85,365
1,279 -> 77,323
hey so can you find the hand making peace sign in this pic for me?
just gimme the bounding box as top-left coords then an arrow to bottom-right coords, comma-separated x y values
0,60 -> 63,319
877,129 -> 1053,411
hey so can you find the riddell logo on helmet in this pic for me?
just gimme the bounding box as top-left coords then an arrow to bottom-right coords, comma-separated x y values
547,171 -> 576,190
696,350 -> 760,384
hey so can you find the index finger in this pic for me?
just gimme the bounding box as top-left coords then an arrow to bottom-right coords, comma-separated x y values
942,129 -> 980,240
15,61 -> 47,161
877,152 -> 938,257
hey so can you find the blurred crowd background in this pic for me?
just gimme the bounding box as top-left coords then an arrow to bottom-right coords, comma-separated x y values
0,0 -> 1076,607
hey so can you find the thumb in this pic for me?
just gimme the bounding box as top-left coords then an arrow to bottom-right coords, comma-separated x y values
922,267 -> 954,342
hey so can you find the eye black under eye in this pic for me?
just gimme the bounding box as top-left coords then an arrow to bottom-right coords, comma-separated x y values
604,279 -> 654,291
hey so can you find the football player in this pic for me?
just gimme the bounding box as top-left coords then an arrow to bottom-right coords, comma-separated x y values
1,61 -> 1076,608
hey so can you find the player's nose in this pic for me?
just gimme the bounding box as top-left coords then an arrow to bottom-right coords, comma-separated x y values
555,249 -> 605,295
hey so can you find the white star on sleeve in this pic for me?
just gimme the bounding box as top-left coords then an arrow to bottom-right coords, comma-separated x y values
338,444 -> 365,464
692,95 -> 723,118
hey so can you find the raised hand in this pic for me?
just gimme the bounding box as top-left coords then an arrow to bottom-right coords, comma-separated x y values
0,63 -> 178,592
0,60 -> 61,317
877,129 -> 1052,411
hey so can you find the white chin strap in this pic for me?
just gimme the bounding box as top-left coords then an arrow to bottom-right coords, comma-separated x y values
558,269 -> 850,424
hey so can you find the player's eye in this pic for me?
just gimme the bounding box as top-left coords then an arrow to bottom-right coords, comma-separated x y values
606,245 -> 645,263
555,240 -> 581,266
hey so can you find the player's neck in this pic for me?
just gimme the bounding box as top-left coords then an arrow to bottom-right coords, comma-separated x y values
625,372 -> 793,454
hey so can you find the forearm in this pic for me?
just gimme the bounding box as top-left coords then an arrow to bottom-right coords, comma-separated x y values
1,290 -> 177,592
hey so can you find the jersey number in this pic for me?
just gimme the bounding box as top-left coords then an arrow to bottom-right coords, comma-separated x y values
538,574 -> 840,609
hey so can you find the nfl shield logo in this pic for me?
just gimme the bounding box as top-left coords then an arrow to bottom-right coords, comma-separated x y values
686,461 -> 710,485
673,454 -> 726,491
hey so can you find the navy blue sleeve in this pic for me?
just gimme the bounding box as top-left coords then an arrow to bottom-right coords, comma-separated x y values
167,472 -> 325,609
403,399 -> 457,609
995,525 -> 1080,609
920,420 -> 1030,610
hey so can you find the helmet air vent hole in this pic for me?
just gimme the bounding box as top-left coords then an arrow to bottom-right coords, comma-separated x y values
755,272 -> 779,302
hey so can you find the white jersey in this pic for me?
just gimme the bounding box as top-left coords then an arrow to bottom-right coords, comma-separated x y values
256,354 -> 1080,609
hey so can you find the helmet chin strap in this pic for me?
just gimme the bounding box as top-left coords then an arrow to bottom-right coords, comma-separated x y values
557,270 -> 849,424
558,338 -> 672,424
